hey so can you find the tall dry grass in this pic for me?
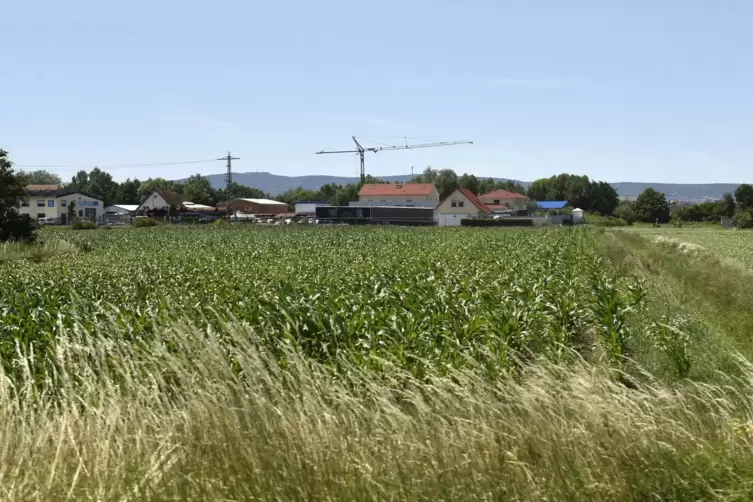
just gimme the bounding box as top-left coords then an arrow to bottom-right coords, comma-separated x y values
1,323 -> 753,500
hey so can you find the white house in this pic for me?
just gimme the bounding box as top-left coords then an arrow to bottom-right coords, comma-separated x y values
435,188 -> 490,226
479,189 -> 528,212
137,189 -> 185,212
22,185 -> 104,224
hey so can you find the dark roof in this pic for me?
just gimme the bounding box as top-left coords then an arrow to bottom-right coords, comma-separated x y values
25,185 -> 103,201
459,188 -> 490,213
537,201 -> 569,210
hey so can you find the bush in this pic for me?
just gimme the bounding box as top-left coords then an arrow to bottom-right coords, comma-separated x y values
214,218 -> 225,226
733,210 -> 753,229
461,218 -> 534,227
587,215 -> 629,227
134,218 -> 159,228
72,220 -> 97,230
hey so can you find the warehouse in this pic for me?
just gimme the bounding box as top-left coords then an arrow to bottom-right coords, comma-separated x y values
228,198 -> 288,215
315,206 -> 435,226
295,201 -> 328,215
435,188 -> 490,226
22,185 -> 104,224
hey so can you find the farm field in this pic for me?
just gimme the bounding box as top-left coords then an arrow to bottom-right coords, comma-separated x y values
2,225 -> 753,500
1,226 -> 639,375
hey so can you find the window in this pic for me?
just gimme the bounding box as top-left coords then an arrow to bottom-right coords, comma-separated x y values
494,199 -> 500,205
22,200 -> 29,207
406,199 -> 412,202
458,201 -> 465,208
79,210 -> 83,217
48,200 -> 55,207
37,213 -> 46,219
37,200 -> 45,207
451,201 -> 457,208
60,200 -> 67,207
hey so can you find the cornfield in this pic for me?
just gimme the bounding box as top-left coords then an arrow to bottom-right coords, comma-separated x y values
1,226 -> 643,378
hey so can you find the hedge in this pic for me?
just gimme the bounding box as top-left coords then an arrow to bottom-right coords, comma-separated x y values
461,218 -> 534,227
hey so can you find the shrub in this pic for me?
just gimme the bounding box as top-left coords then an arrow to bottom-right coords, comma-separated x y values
587,215 -> 629,227
134,218 -> 159,228
734,210 -> 753,229
461,218 -> 534,227
72,220 -> 97,230
214,218 -> 225,226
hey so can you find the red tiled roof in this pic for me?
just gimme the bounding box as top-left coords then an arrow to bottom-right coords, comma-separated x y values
359,183 -> 436,196
459,188 -> 490,213
481,189 -> 528,200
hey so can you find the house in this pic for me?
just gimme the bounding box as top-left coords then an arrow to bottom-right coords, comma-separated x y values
479,189 -> 528,212
435,188 -> 490,226
227,198 -> 288,215
357,183 -> 439,207
537,201 -> 569,210
22,185 -> 104,224
137,189 -> 185,212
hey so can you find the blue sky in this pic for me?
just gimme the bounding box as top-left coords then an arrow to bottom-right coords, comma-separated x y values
3,0 -> 753,183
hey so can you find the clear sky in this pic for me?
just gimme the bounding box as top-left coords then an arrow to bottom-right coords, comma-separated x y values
3,0 -> 753,183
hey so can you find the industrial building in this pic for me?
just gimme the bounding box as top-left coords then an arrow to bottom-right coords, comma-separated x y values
227,198 -> 288,215
295,201 -> 328,215
22,185 -> 104,224
315,206 -> 435,226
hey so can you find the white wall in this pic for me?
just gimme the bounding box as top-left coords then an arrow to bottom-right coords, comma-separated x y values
438,213 -> 474,226
295,202 -> 325,214
139,191 -> 170,210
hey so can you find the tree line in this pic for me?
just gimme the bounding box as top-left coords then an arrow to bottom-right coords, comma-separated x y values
16,158 -> 753,226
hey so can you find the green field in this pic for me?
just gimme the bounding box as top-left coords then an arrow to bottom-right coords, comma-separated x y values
626,226 -> 753,270
3,225 -> 753,500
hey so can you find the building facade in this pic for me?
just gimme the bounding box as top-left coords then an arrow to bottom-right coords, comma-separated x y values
358,183 -> 439,206
22,185 -> 104,223
435,188 -> 490,226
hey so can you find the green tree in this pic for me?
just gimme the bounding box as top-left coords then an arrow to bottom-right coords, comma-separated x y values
218,182 -> 267,202
613,202 -> 636,225
588,181 -> 619,215
20,170 -> 62,185
458,174 -> 480,194
68,200 -> 77,223
721,193 -> 736,218
180,174 -> 217,206
735,184 -> 753,211
633,188 -> 671,223
0,150 -> 35,242
434,169 -> 459,200
137,178 -> 173,202
115,178 -> 141,204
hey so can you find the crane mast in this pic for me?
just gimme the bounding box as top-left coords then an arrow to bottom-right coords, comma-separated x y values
316,136 -> 473,183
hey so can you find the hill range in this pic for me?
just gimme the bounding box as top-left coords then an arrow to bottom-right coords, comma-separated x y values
197,172 -> 739,202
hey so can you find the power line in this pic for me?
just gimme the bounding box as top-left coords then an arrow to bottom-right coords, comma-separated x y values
15,158 -> 221,171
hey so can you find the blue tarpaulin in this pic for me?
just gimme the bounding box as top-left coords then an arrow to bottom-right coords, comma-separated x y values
537,201 -> 569,210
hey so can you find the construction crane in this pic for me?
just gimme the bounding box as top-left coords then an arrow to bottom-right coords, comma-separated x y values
316,136 -> 473,183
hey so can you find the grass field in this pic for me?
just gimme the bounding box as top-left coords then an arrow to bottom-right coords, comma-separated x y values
626,227 -> 753,270
2,225 -> 753,500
